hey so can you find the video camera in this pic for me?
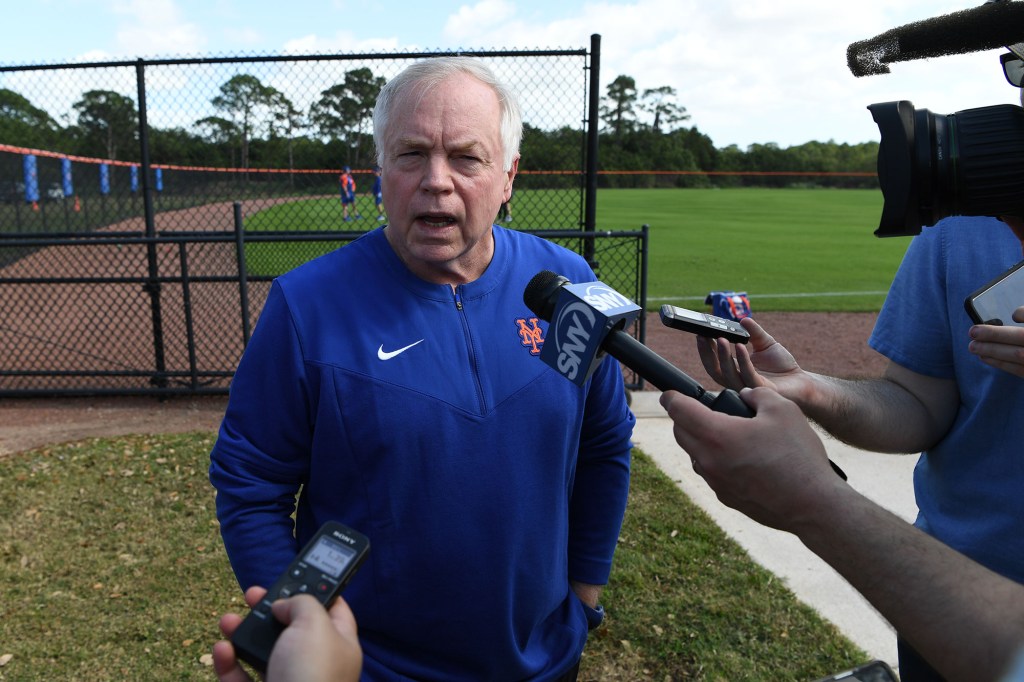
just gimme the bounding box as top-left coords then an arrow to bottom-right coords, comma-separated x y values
848,0 -> 1024,236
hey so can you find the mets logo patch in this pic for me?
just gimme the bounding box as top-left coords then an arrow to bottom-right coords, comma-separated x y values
515,317 -> 544,355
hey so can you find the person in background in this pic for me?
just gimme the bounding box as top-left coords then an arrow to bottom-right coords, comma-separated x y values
209,56 -> 634,681
371,165 -> 385,221
339,165 -> 357,221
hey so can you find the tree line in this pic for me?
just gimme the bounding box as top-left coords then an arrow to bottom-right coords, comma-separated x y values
0,69 -> 879,190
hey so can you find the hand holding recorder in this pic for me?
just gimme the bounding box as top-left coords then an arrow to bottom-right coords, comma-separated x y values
214,521 -> 368,681
213,587 -> 362,682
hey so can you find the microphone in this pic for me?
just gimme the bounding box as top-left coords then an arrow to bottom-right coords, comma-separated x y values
524,270 -> 754,417
847,1 -> 1024,77
524,270 -> 848,480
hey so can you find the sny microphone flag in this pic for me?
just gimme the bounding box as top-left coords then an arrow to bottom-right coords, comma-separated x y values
539,281 -> 642,386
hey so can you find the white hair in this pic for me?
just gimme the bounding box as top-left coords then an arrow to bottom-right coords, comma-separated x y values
372,57 -> 522,172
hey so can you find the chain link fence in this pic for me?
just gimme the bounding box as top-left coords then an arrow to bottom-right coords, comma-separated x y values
1,49 -> 591,236
0,43 -> 650,395
0,225 -> 647,396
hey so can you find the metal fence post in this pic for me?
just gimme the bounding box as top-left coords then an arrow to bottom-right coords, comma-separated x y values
233,202 -> 252,346
583,33 -> 601,268
136,58 -> 168,388
178,241 -> 199,390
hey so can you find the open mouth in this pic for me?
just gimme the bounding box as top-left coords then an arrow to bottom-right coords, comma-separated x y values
418,213 -> 458,228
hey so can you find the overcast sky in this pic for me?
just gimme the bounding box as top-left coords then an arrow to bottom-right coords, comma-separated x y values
0,0 -> 1018,149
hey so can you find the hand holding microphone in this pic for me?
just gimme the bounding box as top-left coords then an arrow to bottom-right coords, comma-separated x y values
524,270 -> 846,479
523,270 -> 754,417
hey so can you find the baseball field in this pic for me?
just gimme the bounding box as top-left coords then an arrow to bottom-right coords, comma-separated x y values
239,187 -> 908,312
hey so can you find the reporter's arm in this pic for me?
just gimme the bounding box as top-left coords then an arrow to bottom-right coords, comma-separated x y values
697,319 -> 958,453
798,471 -> 1024,682
660,388 -> 1024,682
794,361 -> 959,453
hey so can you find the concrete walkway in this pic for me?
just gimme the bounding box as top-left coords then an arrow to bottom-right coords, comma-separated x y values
629,390 -> 919,669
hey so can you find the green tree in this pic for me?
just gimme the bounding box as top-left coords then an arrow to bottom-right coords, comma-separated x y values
309,67 -> 386,167
194,115 -> 240,167
72,89 -> 138,160
599,75 -> 638,137
640,86 -> 689,133
0,88 -> 61,149
210,74 -> 276,170
267,89 -> 305,180
149,126 -> 213,167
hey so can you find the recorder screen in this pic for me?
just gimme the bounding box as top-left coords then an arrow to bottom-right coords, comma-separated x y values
304,536 -> 357,578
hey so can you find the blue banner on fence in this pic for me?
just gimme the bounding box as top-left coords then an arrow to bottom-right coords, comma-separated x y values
130,165 -> 139,193
62,158 -> 73,197
23,154 -> 39,202
155,167 -> 163,192
99,163 -> 110,195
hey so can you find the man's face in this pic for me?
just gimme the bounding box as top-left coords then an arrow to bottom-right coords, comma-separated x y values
380,72 -> 518,285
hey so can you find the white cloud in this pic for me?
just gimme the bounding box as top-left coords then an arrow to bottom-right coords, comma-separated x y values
443,0 -> 518,40
281,32 -> 405,55
222,27 -> 264,48
435,0 -> 1023,147
110,0 -> 206,56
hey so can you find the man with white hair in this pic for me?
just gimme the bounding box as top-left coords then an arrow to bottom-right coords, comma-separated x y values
210,57 -> 634,681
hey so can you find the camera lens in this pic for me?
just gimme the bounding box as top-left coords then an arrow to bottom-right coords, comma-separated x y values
868,100 -> 1024,237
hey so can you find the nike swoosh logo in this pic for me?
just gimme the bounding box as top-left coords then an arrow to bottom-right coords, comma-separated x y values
377,339 -> 424,360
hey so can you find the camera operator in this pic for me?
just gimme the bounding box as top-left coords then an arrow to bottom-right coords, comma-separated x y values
699,215 -> 1024,682
691,7 -> 1024,678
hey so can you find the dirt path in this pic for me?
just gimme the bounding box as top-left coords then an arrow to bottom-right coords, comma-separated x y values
0,310 -> 882,458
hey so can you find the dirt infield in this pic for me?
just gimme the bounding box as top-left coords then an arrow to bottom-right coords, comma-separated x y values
0,310 -> 882,458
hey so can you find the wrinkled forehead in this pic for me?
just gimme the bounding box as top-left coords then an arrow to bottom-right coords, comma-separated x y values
400,72 -> 498,115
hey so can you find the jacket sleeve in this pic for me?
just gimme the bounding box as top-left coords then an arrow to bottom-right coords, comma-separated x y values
208,281 -> 315,590
567,353 -> 635,586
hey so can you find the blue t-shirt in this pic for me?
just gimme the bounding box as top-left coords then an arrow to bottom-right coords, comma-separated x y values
1003,648 -> 1024,682
869,216 -> 1024,582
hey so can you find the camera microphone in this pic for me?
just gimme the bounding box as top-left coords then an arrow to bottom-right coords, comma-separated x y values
523,270 -> 847,480
847,1 -> 1024,77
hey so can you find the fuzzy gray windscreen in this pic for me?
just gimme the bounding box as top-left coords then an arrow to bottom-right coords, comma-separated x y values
848,1 -> 1024,77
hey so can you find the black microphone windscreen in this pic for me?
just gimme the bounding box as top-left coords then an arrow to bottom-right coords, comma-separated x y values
523,270 -> 567,322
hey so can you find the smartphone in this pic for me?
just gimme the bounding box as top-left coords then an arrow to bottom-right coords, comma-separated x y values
965,259 -> 1024,326
231,520 -> 370,673
659,304 -> 750,344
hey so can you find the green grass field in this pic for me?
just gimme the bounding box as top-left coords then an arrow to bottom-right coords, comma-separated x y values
0,434 -> 864,680
242,188 -> 909,313
595,188 -> 909,312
